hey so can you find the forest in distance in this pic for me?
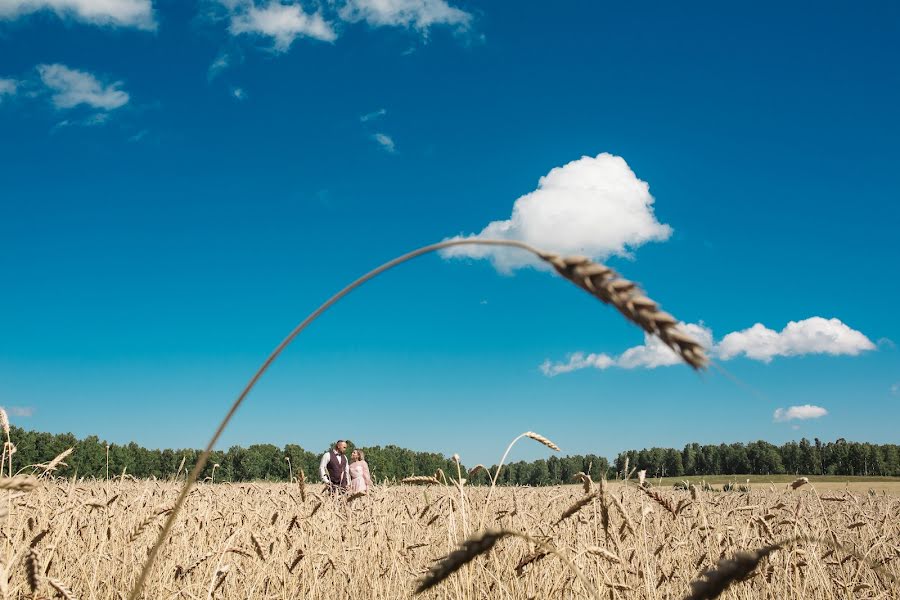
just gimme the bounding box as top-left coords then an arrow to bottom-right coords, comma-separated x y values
8,426 -> 900,484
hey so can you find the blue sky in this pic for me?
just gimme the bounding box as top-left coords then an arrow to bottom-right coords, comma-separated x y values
1,0 -> 898,465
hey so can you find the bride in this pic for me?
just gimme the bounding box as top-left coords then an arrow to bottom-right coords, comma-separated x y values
349,449 -> 373,493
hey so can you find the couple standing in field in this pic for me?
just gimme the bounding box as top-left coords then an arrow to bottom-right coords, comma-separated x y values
319,440 -> 372,494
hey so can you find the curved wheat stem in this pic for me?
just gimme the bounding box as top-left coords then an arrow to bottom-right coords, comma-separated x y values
128,238 -> 705,600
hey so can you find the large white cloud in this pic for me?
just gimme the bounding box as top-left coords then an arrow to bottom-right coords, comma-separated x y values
773,404 -> 828,422
0,0 -> 155,30
716,317 -> 875,363
441,153 -> 673,273
339,0 -> 471,31
37,64 -> 129,110
541,317 -> 874,375
228,2 -> 337,51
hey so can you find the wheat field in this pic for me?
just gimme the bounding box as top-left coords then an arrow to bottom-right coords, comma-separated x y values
2,474 -> 898,599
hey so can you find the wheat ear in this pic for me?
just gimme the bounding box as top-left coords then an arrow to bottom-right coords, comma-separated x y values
129,238 -> 706,600
684,535 -> 896,600
540,253 -> 708,369
417,529 -> 600,599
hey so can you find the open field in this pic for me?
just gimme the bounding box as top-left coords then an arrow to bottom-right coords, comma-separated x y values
649,475 -> 900,494
2,478 -> 898,599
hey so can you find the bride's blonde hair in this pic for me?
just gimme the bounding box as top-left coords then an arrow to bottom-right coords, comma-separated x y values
353,449 -> 365,461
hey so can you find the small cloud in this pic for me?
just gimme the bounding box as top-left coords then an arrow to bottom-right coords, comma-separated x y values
0,78 -> 18,101
339,0 -> 472,32
228,2 -> 337,52
877,338 -> 896,350
37,64 -> 129,110
208,53 -> 231,81
51,112 -> 110,131
0,0 -> 156,30
479,299 -> 488,305
773,404 -> 828,422
360,107 -> 386,122
372,132 -> 395,153
540,352 -> 615,376
891,383 -> 899,396
791,424 -> 800,431
3,406 -> 34,418
231,87 -> 247,100
128,129 -> 149,142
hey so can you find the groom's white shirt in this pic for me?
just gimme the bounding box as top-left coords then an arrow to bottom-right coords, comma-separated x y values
319,450 -> 350,484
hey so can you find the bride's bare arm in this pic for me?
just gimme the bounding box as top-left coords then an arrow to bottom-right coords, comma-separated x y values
363,462 -> 373,488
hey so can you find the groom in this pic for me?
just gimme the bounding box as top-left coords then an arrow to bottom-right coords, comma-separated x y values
319,440 -> 350,494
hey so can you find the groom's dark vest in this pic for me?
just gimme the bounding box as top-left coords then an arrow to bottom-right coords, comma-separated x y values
325,450 -> 346,485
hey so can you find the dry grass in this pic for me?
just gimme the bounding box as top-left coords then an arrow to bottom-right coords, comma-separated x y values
1,476 -> 897,599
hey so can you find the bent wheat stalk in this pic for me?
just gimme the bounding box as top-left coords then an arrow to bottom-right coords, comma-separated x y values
128,238 -> 706,600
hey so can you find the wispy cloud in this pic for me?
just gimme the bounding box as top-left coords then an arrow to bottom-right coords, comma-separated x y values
541,317 -> 874,376
360,107 -> 386,122
37,64 -> 129,110
2,405 -> 34,418
0,78 -> 18,102
773,404 -> 828,422
441,153 -> 672,273
208,53 -> 231,81
0,0 -> 156,30
231,87 -> 247,100
892,383 -> 899,396
372,132 -> 396,153
227,1 -> 337,52
339,0 -> 472,32
541,323 -> 713,376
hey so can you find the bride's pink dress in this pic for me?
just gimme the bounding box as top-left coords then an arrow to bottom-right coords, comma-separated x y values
349,460 -> 372,493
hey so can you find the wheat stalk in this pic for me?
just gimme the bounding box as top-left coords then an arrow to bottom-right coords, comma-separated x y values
401,476 -> 441,485
557,491 -> 598,525
47,577 -> 77,600
0,475 -> 39,491
129,238 -> 707,600
523,432 -> 561,452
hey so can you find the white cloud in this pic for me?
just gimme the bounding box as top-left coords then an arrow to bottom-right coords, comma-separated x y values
540,352 -> 615,376
541,317 -> 874,375
229,2 -> 337,51
339,0 -> 471,31
773,404 -> 828,422
0,0 -> 155,30
372,132 -> 395,152
540,323 -> 711,376
0,78 -> 18,101
37,64 -> 129,110
231,87 -> 246,100
716,317 -> 875,363
360,107 -> 386,122
208,53 -> 231,81
441,153 -> 672,273
617,323 -> 714,369
892,383 -> 899,396
2,405 -> 34,418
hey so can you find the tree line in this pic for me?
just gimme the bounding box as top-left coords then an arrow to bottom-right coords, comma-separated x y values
4,426 -> 898,484
615,438 -> 900,478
